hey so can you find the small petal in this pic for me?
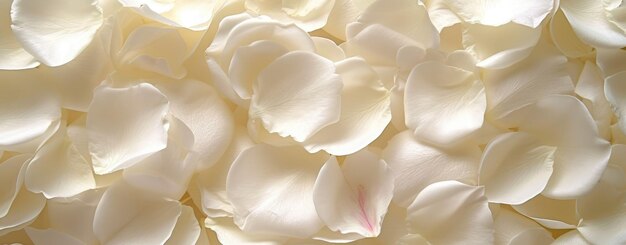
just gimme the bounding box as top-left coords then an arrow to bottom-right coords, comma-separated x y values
11,0 -> 103,66
87,83 -> 170,175
249,51 -> 342,142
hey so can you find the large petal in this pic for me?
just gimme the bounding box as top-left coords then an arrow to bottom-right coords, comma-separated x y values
483,43 -> 573,121
205,217 -> 287,245
382,131 -> 481,207
302,57 -> 391,155
87,83 -> 170,175
25,228 -> 84,245
0,0 -> 37,69
406,181 -> 494,245
313,149 -> 393,238
549,10 -> 593,58
45,189 -> 103,244
249,51 -> 342,142
560,0 -> 626,48
154,79 -> 234,169
93,180 -> 182,245
10,0 -> 103,66
479,132 -> 555,205
226,144 -> 327,238
606,71 -> 626,135
0,80 -> 61,152
463,23 -> 540,69
25,125 -> 96,199
404,61 -> 485,146
510,95 -> 611,198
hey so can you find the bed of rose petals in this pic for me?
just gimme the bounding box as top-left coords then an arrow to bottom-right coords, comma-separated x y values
0,0 -> 625,244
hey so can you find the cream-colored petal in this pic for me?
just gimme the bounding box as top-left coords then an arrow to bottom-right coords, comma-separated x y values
303,57 -> 390,155
249,51 -> 342,142
596,48 -> 626,77
226,144 -> 327,238
313,149 -> 393,238
494,208 -> 553,245
0,187 -> 45,236
25,125 -> 96,199
407,181 -> 494,245
11,0 -> 103,66
0,154 -> 30,218
434,0 -> 553,28
382,131 -> 481,207
404,61 -> 485,146
512,195 -> 578,229
575,61 -> 612,139
154,79 -> 234,169
25,228 -> 84,245
552,230 -> 592,245
93,180 -> 182,245
205,217 -> 287,245
560,0 -> 626,48
463,22 -> 541,69
0,0 -> 37,69
244,0 -> 335,32
606,71 -> 626,135
549,10 -> 593,58
87,83 -> 170,175
479,132 -> 555,205
165,206 -> 202,245
358,0 -> 439,49
0,80 -> 60,152
322,0 -> 375,40
483,43 -> 573,121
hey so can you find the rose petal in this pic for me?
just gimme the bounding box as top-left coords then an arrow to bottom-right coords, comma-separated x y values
250,51 -> 342,142
244,0 -> 335,32
407,181 -> 494,245
226,144 -> 327,238
605,71 -> 626,136
25,124 -> 96,199
494,208 -> 554,245
432,0 -> 552,28
154,79 -> 234,169
25,228 -> 84,245
87,83 -> 170,175
552,230 -> 592,245
549,10 -> 593,58
512,195 -> 578,229
303,57 -> 391,155
479,132 -> 555,205
404,61 -> 485,146
463,23 -> 540,69
0,154 -> 30,218
165,206 -> 202,245
10,0 -> 103,66
382,131 -> 481,207
93,180 -> 182,245
560,0 -> 626,48
0,0 -> 37,69
313,149 -> 393,238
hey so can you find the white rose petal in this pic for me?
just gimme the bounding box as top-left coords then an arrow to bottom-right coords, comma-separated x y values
10,0 -> 103,66
87,83 -> 170,175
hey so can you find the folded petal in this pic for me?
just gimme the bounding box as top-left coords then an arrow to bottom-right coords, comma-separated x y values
249,51 -> 342,142
479,132 -> 555,205
313,149 -> 393,238
0,80 -> 61,152
575,61 -> 613,139
322,0 -> 374,40
154,79 -> 234,169
382,131 -> 481,207
560,0 -> 626,48
596,48 -> 626,77
226,144 -> 327,238
245,0 -> 335,31
228,41 -> 289,100
165,206 -> 202,245
10,0 -> 103,66
303,57 -> 391,155
87,83 -> 170,175
0,154 -> 30,218
553,230 -> 592,245
0,187 -> 45,236
405,61 -> 485,146
407,181 -> 494,245
25,125 -> 96,199
93,180 -> 182,245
